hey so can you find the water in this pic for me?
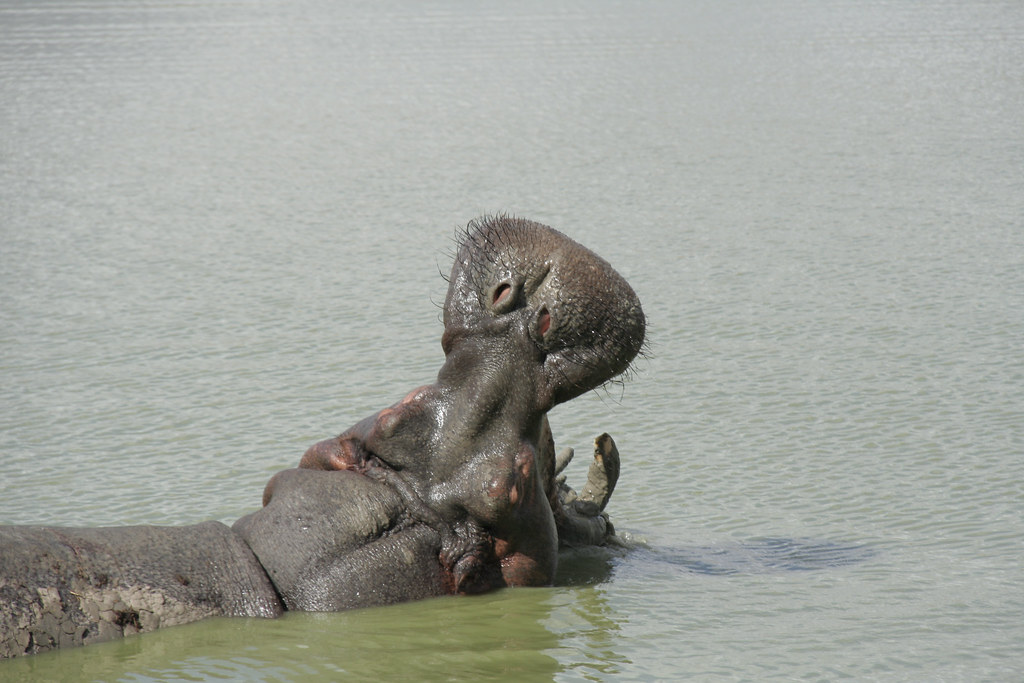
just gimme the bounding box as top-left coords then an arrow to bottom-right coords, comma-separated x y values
2,0 -> 1022,679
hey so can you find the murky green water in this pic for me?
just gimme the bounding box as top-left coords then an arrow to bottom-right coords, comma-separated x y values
2,0 -> 1022,680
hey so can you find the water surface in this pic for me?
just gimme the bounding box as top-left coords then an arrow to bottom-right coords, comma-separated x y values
2,0 -> 1022,680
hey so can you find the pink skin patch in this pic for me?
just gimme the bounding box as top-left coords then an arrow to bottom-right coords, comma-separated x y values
498,552 -> 547,587
298,436 -> 365,472
511,445 -> 534,507
538,308 -> 551,336
368,385 -> 434,440
485,443 -> 535,511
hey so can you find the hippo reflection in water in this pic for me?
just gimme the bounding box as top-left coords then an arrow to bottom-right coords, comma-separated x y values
0,216 -> 646,658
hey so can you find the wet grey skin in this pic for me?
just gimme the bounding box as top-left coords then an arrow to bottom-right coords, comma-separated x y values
1,216 -> 646,658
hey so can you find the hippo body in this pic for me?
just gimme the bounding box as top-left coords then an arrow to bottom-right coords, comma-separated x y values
1,216 -> 645,658
0,523 -> 281,657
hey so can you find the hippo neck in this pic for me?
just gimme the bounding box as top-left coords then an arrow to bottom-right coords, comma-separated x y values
432,335 -> 546,462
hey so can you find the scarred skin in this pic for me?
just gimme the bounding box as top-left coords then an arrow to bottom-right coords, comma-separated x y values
2,215 -> 645,656
295,387 -> 556,593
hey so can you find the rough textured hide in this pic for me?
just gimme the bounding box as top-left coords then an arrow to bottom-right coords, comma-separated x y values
0,523 -> 282,658
233,469 -> 447,611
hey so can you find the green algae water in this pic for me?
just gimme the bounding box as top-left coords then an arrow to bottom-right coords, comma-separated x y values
2,0 -> 1022,679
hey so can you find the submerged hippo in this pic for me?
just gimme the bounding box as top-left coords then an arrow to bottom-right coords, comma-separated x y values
0,215 -> 646,658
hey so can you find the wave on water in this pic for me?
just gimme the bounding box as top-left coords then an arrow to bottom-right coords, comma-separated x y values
555,535 -> 876,585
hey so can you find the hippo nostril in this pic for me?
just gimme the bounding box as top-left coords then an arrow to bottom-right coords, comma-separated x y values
492,283 -> 512,306
538,308 -> 551,336
488,280 -> 520,314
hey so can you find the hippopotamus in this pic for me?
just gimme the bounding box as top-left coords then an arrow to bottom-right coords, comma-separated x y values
0,215 -> 646,658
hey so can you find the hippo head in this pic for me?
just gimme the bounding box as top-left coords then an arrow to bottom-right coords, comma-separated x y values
442,215 -> 646,412
241,216 -> 647,611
